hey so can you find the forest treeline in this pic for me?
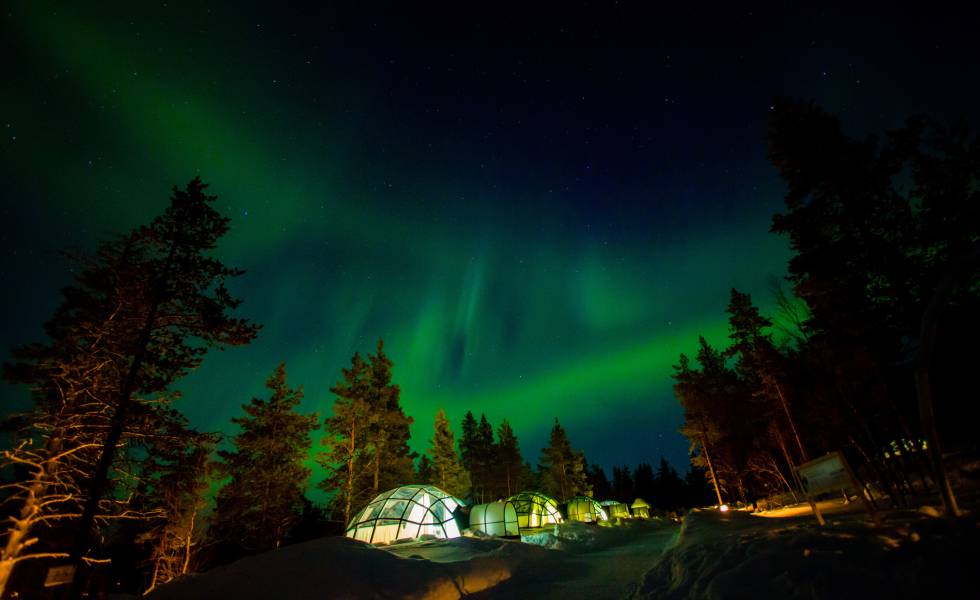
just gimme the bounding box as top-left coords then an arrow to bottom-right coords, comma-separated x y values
1,97 -> 976,598
0,181 -> 705,597
673,99 -> 979,512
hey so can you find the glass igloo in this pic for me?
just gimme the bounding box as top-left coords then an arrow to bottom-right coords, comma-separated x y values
507,491 -> 563,531
469,500 -> 520,537
600,500 -> 631,520
567,496 -> 608,523
345,484 -> 465,545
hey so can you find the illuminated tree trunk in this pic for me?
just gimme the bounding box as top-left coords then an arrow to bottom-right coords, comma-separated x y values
700,436 -> 724,506
772,379 -> 808,462
344,422 -> 357,525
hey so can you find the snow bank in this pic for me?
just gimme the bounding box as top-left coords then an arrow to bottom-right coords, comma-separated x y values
521,519 -> 670,552
636,508 -> 979,599
148,535 -> 552,600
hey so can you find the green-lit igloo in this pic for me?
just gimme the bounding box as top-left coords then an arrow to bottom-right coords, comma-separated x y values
630,497 -> 651,519
507,491 -> 563,531
566,496 -> 608,523
600,500 -> 631,520
469,500 -> 520,537
345,484 -> 465,545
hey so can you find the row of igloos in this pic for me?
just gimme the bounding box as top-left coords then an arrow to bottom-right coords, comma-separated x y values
345,484 -> 654,545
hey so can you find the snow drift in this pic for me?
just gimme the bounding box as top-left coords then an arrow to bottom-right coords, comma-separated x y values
636,507 -> 979,599
147,534 -> 554,600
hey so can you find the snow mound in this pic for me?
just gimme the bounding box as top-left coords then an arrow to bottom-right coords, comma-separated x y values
636,508 -> 980,599
148,535 -> 551,600
521,519 -> 665,552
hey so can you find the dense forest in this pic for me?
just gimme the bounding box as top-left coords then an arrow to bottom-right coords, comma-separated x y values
673,99 -> 978,515
1,98 -> 976,597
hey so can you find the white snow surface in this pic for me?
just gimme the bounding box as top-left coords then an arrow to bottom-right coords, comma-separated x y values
147,534 -> 553,600
148,506 -> 978,599
636,506 -> 979,599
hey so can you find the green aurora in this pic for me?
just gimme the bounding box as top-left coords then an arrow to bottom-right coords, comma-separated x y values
3,2 -> 857,495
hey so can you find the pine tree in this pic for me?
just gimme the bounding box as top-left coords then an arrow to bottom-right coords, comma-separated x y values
495,420 -> 524,498
633,462 -> 655,502
585,463 -> 613,500
1,177 -> 258,597
429,409 -> 470,498
364,341 -> 414,494
459,412 -> 481,495
655,458 -> 685,510
460,412 -> 497,502
477,415 -> 497,500
212,363 -> 318,557
318,352 -> 371,525
612,465 -> 634,503
415,454 -> 435,484
538,418 -> 589,502
137,421 -> 217,594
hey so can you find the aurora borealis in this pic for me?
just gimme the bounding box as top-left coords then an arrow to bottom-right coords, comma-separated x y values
3,3 -> 979,491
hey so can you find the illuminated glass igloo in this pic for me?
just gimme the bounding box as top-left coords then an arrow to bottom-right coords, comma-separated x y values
507,491 -> 563,531
600,500 -> 631,520
566,496 -> 608,523
469,500 -> 520,537
630,497 -> 651,519
345,484 -> 465,545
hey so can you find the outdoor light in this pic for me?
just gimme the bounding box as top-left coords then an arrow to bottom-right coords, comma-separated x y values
719,504 -> 729,512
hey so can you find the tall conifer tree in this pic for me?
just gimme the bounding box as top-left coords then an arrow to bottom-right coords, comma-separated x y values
429,409 -> 470,498
364,341 -> 414,494
495,420 -> 524,497
318,352 -> 371,525
212,364 -> 318,557
538,418 -> 589,502
1,177 -> 258,597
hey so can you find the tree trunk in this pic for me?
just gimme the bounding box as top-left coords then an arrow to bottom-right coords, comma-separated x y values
913,244 -> 979,518
701,436 -> 724,506
773,380 -> 808,462
68,239 -> 179,600
182,508 -> 196,575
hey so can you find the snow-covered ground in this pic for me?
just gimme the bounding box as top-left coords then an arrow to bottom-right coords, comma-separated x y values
146,520 -> 680,600
148,506 -> 978,599
637,504 -> 979,599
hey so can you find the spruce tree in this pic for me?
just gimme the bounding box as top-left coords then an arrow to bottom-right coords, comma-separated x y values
460,412 -> 498,502
212,363 -> 318,557
415,454 -> 435,484
429,409 -> 470,498
477,415 -> 497,500
633,462 -> 655,503
364,341 -> 414,494
585,463 -> 613,500
495,420 -> 524,497
612,465 -> 634,503
538,418 -> 589,502
318,352 -> 371,525
459,412 -> 480,494
137,422 -> 217,594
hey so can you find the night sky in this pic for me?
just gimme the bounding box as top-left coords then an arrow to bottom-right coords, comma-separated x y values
3,3 -> 979,494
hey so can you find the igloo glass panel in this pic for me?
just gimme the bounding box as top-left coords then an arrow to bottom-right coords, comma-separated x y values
392,486 -> 419,500
381,499 -> 408,519
406,500 -> 428,524
366,501 -> 385,520
397,520 -> 421,540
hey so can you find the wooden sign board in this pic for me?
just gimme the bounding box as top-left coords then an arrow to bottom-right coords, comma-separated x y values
797,451 -> 852,495
795,451 -> 880,526
44,564 -> 76,587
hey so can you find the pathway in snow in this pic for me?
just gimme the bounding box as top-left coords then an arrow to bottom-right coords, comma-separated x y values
472,522 -> 682,599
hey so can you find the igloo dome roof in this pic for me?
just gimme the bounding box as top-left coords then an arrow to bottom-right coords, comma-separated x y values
345,484 -> 464,545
